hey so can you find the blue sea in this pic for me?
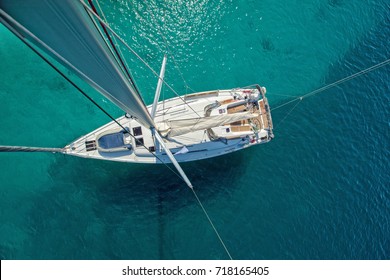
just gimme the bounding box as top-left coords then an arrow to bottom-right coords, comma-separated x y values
0,0 -> 389,259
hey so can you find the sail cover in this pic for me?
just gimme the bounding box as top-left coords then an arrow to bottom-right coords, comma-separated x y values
0,0 -> 154,128
157,112 -> 258,137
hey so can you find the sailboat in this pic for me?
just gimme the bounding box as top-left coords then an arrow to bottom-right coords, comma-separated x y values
0,0 -> 273,186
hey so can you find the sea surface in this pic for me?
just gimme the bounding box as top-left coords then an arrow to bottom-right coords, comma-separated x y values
0,0 -> 389,259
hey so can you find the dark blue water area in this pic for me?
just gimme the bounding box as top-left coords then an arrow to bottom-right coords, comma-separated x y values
267,14 -> 390,259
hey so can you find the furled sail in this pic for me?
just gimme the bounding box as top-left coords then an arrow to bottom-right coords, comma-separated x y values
0,0 -> 154,128
157,112 -> 258,137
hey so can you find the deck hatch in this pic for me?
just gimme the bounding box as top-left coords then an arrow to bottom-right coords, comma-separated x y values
135,138 -> 144,147
133,126 -> 142,136
85,140 -> 97,151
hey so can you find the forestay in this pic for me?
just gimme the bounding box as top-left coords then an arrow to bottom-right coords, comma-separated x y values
0,0 -> 154,128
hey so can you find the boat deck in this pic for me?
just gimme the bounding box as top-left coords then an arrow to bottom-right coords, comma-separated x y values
64,87 -> 273,163
227,98 -> 272,136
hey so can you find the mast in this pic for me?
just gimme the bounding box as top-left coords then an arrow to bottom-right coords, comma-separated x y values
151,55 -> 167,119
0,0 -> 154,128
153,130 -> 193,188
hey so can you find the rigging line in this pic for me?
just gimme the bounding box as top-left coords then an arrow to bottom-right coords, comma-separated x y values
165,47 -> 197,94
240,83 -> 263,89
87,11 -> 122,75
94,0 -> 133,78
11,27 -> 185,182
271,97 -> 300,111
271,58 -> 390,112
2,8 -> 188,185
93,0 -> 136,92
0,11 -> 144,118
86,0 -> 141,97
144,1 -> 196,93
190,188 -> 233,260
0,146 -> 64,153
80,0 -> 201,118
136,2 -> 232,254
270,93 -> 301,98
273,98 -> 302,130
5,6 -> 232,260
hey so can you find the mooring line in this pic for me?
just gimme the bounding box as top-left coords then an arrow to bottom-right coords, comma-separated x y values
270,93 -> 301,98
274,98 -> 302,130
271,58 -> 390,112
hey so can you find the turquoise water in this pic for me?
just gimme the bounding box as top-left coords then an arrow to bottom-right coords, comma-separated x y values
0,0 -> 389,259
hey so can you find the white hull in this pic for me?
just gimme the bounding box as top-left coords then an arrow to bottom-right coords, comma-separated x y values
64,86 -> 274,164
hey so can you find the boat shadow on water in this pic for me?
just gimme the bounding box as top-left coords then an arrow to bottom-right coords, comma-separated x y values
22,150 -> 249,259
46,150 -> 249,209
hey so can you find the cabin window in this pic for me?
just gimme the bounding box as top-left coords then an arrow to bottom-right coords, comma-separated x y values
133,126 -> 142,136
149,146 -> 156,152
135,138 -> 144,147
